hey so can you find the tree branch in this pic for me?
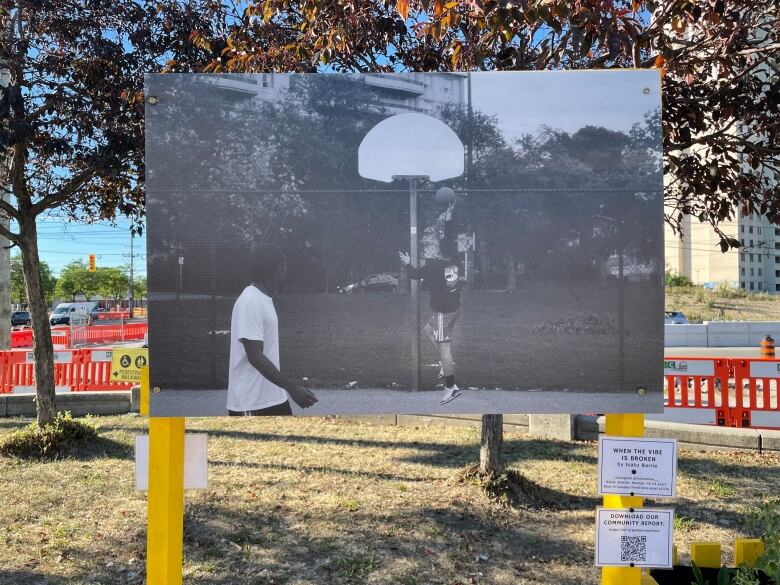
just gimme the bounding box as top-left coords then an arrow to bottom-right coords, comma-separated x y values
0,221 -> 20,244
29,166 -> 94,217
0,196 -> 19,220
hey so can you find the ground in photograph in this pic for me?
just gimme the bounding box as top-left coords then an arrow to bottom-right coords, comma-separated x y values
1,415 -> 775,585
154,285 -> 660,394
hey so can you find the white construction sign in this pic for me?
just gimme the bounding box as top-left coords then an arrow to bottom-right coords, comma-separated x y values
595,508 -> 674,568
598,437 -> 678,497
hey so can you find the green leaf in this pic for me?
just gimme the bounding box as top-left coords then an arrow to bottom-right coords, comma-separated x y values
691,560 -> 706,585
717,567 -> 731,585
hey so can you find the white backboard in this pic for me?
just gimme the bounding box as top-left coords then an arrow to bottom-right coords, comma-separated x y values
358,113 -> 464,182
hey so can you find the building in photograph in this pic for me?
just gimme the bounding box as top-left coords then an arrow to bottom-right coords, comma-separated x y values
212,72 -> 466,114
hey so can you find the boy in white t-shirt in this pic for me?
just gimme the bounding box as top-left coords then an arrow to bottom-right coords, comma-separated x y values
227,246 -> 318,416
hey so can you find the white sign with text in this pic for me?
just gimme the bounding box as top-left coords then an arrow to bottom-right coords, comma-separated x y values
598,437 -> 677,497
595,508 -> 674,568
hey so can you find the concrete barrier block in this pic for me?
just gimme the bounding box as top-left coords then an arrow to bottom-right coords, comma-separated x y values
528,414 -> 576,441
645,421 -> 761,450
339,415 -> 398,426
575,415 -> 599,441
705,321 -> 780,348
398,414 -> 480,429
1,391 -> 132,418
759,429 -> 780,452
664,324 -> 708,347
396,414 -> 528,433
130,385 -> 141,413
594,417 -> 762,450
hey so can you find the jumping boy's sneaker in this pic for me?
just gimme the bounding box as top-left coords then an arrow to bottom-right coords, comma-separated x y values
440,385 -> 461,405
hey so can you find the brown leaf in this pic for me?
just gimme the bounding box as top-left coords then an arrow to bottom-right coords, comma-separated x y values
397,0 -> 410,20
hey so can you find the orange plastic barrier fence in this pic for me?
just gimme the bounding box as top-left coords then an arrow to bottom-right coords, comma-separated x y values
0,349 -> 133,394
10,323 -> 147,349
70,323 -> 147,347
10,328 -> 70,349
93,311 -> 130,322
664,356 -> 780,429
730,358 -> 780,429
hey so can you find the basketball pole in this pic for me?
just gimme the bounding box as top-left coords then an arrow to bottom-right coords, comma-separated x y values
409,177 -> 421,391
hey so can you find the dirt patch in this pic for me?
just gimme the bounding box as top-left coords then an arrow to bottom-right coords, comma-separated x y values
454,464 -> 590,511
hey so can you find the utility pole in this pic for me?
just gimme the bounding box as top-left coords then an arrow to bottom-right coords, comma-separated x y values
0,9 -> 15,350
128,231 -> 134,317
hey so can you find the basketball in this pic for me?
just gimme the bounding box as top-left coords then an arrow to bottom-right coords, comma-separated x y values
434,187 -> 456,206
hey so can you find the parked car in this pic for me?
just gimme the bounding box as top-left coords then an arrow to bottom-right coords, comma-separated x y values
664,311 -> 689,325
11,310 -> 31,326
89,307 -> 107,323
338,274 -> 399,293
49,302 -> 98,326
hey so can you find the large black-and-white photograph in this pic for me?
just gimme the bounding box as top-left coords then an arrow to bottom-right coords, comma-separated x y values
146,71 -> 664,416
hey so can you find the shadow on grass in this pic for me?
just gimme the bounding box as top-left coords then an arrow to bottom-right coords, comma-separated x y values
205,427 -> 598,467
209,459 -> 429,483
29,496 -> 595,585
0,570 -> 70,585
173,500 -> 594,585
0,434 -> 133,462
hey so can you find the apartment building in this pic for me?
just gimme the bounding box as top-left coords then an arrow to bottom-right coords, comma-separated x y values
666,212 -> 780,292
212,72 -> 466,114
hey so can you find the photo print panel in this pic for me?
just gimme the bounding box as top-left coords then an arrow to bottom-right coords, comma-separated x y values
146,71 -> 664,416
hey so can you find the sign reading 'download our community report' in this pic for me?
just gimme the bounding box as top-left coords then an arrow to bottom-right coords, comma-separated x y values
598,437 -> 678,497
595,508 -> 674,568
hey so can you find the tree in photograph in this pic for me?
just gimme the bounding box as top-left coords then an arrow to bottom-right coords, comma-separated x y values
0,2 -> 203,426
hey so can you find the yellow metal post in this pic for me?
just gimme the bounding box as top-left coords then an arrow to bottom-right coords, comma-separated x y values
144,363 -> 185,585
147,417 -> 185,585
140,366 -> 150,417
734,539 -> 765,566
690,542 -> 721,568
601,413 -> 645,585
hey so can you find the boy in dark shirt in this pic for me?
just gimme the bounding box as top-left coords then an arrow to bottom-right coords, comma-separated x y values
399,201 -> 463,404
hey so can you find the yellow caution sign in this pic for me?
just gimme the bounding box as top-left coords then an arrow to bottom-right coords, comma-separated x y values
111,348 -> 149,382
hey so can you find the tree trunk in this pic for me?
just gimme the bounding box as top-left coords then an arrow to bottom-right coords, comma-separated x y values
18,215 -> 57,426
480,414 -> 504,475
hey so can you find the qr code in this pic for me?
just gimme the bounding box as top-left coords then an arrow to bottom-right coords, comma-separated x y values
620,535 -> 647,562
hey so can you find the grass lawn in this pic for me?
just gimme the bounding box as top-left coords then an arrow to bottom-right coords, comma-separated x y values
0,415 -> 777,585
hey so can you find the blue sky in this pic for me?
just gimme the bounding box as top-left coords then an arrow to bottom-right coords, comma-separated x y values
21,215 -> 146,277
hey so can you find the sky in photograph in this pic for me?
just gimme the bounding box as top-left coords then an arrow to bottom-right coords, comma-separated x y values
470,70 -> 661,141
